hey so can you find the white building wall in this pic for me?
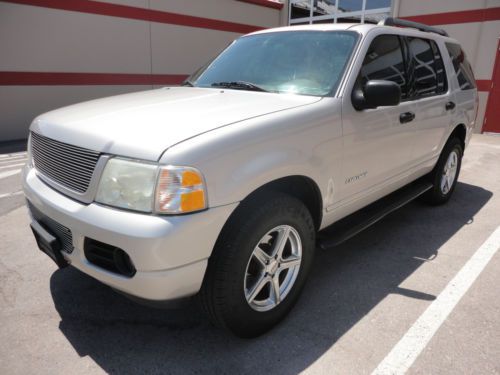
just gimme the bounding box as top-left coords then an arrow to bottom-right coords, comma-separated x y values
2,0 -> 498,141
0,0 -> 282,142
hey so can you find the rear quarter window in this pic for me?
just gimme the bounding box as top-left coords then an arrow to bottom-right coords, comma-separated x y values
445,43 -> 476,90
407,37 -> 448,98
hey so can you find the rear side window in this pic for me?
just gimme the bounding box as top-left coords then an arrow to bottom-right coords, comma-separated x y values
358,35 -> 409,99
445,43 -> 476,90
407,37 -> 447,98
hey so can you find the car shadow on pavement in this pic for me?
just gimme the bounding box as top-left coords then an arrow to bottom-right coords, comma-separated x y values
49,182 -> 492,374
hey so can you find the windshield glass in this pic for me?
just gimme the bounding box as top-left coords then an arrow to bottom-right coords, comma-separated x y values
189,31 -> 358,96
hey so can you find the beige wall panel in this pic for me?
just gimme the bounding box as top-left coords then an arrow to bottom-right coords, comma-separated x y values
150,0 -> 281,29
474,21 -> 500,80
280,1 -> 289,26
151,23 -> 240,74
0,85 -> 151,141
398,0 -> 487,17
440,23 -> 482,70
487,0 -> 500,7
439,21 -> 499,80
0,3 -> 151,73
475,91 -> 489,132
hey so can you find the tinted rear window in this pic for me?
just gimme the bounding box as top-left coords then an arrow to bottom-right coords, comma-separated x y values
407,37 -> 447,98
445,43 -> 476,90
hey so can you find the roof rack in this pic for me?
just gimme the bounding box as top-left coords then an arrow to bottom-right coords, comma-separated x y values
378,17 -> 449,37
335,16 -> 379,25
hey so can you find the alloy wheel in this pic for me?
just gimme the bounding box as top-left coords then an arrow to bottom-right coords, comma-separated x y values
441,150 -> 458,195
244,225 -> 302,312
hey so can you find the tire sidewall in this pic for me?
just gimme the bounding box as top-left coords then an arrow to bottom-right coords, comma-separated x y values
432,139 -> 463,202
216,195 -> 315,336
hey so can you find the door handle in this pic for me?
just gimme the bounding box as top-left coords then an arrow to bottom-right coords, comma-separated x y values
445,101 -> 456,111
399,111 -> 415,124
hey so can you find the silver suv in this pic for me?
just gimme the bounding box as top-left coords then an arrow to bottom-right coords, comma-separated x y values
23,19 -> 478,337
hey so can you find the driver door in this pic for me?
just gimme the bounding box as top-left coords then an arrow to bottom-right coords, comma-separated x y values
339,34 -> 417,202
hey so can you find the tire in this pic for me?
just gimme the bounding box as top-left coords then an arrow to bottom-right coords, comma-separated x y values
200,192 -> 315,338
421,137 -> 463,205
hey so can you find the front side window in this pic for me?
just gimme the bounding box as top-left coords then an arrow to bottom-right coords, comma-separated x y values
190,31 -> 358,96
407,37 -> 447,98
446,43 -> 476,90
357,34 -> 409,99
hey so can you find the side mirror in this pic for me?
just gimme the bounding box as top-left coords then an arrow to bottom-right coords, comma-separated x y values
352,80 -> 401,110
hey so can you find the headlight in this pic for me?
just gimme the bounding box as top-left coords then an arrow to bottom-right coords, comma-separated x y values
95,158 -> 207,214
96,158 -> 158,212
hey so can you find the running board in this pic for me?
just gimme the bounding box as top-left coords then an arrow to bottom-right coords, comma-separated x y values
317,180 -> 433,250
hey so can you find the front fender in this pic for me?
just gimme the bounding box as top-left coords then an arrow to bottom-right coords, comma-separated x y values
159,98 -> 343,209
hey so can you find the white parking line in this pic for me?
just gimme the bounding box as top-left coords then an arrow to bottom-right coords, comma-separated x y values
0,163 -> 25,170
372,226 -> 500,375
0,157 -> 27,164
0,152 -> 27,159
0,191 -> 22,199
0,169 -> 21,180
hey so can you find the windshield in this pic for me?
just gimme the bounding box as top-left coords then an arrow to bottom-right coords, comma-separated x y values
189,31 -> 358,96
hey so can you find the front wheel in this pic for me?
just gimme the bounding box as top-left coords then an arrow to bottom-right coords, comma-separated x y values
422,137 -> 463,205
200,192 -> 315,337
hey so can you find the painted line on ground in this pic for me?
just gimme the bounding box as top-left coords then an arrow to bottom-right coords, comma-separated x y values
0,169 -> 22,180
0,157 -> 27,164
0,154 -> 27,159
0,155 -> 26,161
0,163 -> 26,170
372,225 -> 500,375
0,191 -> 23,199
0,152 -> 27,159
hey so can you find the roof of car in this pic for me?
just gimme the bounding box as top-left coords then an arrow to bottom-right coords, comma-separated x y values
247,23 -> 355,36
247,23 -> 458,44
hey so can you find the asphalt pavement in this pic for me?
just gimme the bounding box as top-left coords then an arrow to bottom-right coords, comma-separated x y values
0,135 -> 499,374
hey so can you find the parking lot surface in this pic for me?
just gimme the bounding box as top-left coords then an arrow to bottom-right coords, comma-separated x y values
0,135 -> 499,375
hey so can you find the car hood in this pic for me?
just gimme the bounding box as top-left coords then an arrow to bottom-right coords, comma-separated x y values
31,87 -> 321,161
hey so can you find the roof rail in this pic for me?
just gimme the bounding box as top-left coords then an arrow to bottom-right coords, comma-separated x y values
378,17 -> 449,37
335,16 -> 379,25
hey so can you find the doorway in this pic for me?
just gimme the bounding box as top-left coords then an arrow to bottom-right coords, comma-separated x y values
483,38 -> 500,133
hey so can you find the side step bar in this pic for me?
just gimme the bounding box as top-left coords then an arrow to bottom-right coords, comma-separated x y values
317,180 -> 433,250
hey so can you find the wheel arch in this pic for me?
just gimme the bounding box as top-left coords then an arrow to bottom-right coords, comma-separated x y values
449,123 -> 467,150
223,175 -> 324,233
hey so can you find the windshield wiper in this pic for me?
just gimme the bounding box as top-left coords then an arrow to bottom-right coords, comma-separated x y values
211,81 -> 270,92
181,79 -> 194,87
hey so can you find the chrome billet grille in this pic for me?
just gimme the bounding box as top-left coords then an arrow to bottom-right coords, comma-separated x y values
31,132 -> 100,193
27,201 -> 74,254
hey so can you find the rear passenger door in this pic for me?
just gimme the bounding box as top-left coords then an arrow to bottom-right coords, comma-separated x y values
405,37 -> 452,166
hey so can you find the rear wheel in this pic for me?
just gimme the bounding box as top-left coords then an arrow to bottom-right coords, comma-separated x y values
422,137 -> 463,205
200,192 -> 315,337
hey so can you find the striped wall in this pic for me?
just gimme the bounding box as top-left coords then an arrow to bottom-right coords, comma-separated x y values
0,0 -> 282,141
1,0 -> 499,141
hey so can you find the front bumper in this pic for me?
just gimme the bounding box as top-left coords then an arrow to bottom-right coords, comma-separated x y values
23,165 -> 238,301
